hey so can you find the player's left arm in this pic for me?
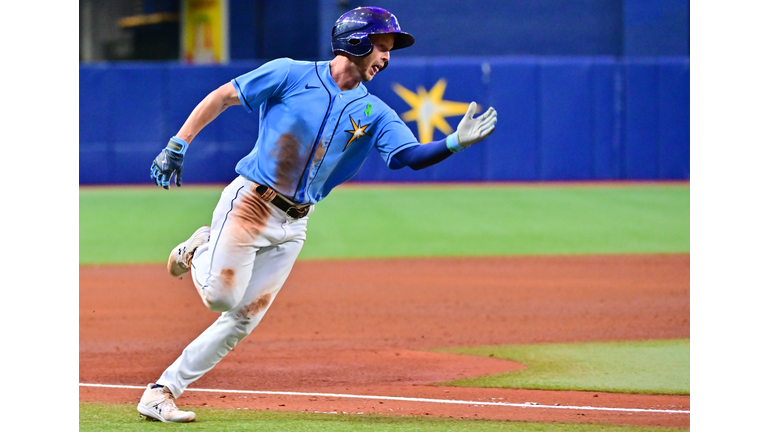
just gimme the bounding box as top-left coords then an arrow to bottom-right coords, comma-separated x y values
390,138 -> 453,170
391,102 -> 497,170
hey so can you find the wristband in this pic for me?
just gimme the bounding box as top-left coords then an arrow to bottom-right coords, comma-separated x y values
446,133 -> 466,153
167,136 -> 189,155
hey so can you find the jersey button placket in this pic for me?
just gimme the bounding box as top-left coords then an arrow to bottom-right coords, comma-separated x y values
308,100 -> 340,190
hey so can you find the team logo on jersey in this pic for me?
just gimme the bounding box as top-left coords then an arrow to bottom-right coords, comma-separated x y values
343,114 -> 372,151
391,79 -> 471,144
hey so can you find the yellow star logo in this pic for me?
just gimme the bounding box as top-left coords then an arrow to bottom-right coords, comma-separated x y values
344,115 -> 372,150
392,79 -> 471,143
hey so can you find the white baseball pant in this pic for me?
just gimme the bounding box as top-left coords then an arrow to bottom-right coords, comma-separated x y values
157,175 -> 312,398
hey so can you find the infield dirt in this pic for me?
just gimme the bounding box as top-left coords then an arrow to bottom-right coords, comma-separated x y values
80,254 -> 689,428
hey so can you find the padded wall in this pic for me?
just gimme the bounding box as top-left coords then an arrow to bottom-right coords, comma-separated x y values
79,57 -> 689,185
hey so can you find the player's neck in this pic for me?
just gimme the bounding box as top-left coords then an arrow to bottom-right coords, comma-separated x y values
329,56 -> 362,91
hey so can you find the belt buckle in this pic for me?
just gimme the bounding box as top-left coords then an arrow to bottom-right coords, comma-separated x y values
259,186 -> 277,203
286,205 -> 308,219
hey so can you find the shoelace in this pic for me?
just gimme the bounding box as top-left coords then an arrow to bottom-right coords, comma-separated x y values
161,389 -> 180,412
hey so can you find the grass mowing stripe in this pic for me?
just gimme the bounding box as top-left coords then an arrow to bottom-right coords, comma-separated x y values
79,187 -> 222,264
79,184 -> 689,264
433,339 -> 690,395
80,402 -> 687,431
305,185 -> 689,259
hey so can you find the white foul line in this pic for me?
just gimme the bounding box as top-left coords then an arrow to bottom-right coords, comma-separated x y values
79,383 -> 689,414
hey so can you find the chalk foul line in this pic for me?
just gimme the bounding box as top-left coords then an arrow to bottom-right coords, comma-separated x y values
79,383 -> 689,414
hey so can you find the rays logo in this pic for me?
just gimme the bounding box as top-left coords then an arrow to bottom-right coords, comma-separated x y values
343,114 -> 372,151
392,79 -> 470,144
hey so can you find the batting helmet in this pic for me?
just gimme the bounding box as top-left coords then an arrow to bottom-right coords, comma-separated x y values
331,7 -> 415,57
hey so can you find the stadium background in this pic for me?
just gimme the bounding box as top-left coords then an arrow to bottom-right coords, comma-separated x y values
78,0 -> 690,185
78,2 -> 691,429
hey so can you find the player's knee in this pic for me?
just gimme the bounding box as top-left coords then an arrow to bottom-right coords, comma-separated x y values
204,292 -> 240,312
203,271 -> 246,312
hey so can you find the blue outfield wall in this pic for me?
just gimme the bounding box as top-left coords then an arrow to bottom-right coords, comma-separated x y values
79,56 -> 689,185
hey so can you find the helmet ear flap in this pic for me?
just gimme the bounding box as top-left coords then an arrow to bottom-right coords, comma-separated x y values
334,34 -> 372,57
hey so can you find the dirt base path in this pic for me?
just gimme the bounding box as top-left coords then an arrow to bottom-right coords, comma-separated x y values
80,254 -> 690,428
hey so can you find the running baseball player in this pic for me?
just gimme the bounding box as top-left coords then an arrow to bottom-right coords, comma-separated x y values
139,6 -> 497,422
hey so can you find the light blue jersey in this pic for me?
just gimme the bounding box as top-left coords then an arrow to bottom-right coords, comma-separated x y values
232,58 -> 420,205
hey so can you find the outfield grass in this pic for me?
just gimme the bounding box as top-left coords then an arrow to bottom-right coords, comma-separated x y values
79,184 -> 689,264
79,402 -> 687,432
434,339 -> 690,395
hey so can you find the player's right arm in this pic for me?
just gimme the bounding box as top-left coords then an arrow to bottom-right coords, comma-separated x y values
149,83 -> 240,189
175,82 -> 241,144
175,58 -> 293,145
151,58 -> 291,189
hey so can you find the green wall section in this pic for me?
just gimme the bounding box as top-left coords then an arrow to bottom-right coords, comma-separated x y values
79,184 -> 689,264
434,339 -> 690,395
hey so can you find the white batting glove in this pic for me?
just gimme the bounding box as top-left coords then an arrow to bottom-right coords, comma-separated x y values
446,102 -> 497,153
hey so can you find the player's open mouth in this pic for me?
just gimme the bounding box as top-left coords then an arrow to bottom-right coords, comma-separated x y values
372,65 -> 381,74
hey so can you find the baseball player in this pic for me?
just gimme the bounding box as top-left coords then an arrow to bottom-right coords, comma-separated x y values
138,6 -> 496,423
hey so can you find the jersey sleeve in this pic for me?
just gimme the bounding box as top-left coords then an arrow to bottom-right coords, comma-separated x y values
231,58 -> 292,113
373,109 -> 421,168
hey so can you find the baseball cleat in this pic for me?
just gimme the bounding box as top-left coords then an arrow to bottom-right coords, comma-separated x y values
167,225 -> 211,278
137,383 -> 196,423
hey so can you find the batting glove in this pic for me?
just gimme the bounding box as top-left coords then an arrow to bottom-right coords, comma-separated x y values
150,137 -> 187,189
446,102 -> 497,153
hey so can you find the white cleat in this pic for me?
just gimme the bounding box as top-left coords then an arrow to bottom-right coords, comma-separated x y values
167,226 -> 211,278
137,383 -> 196,423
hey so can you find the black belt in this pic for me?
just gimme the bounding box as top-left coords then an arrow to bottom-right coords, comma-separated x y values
254,184 -> 310,219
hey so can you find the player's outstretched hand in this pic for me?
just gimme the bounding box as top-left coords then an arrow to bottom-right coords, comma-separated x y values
447,101 -> 497,152
150,137 -> 188,189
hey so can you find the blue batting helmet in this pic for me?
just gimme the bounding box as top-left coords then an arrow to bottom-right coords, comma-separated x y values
331,7 -> 415,57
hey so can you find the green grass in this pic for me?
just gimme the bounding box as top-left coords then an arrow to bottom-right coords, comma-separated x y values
79,184 -> 689,264
434,339 -> 689,395
79,402 -> 687,431
79,186 -> 223,264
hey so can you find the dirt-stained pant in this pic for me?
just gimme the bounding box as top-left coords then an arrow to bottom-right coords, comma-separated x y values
158,175 -> 311,398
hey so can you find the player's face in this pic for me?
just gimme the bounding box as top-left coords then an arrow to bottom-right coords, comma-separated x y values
355,33 -> 395,82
